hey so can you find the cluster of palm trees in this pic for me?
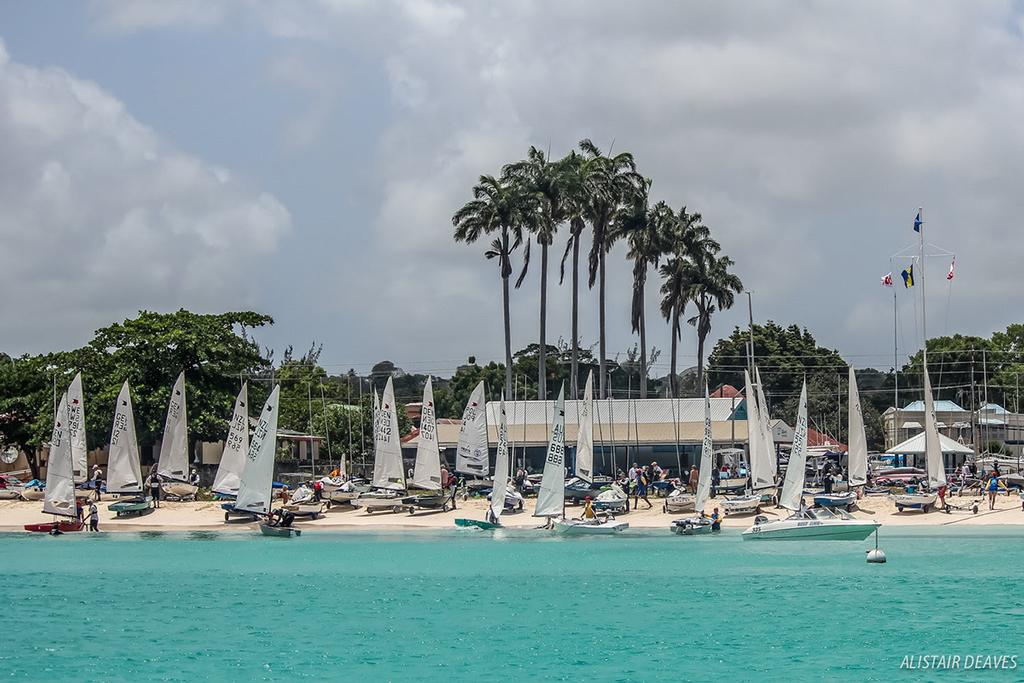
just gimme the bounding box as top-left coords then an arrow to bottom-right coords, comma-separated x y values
453,139 -> 742,400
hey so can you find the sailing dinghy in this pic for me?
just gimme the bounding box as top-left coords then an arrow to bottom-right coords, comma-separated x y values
456,394 -> 512,530
24,394 -> 82,532
106,382 -> 153,517
722,370 -> 769,515
157,372 -> 198,500
815,367 -> 867,511
351,377 -> 409,513
537,384 -> 627,535
404,378 -> 452,513
743,382 -> 881,540
215,384 -> 261,521
67,372 -> 89,493
233,386 -> 297,536
893,364 -> 946,512
671,384 -> 718,535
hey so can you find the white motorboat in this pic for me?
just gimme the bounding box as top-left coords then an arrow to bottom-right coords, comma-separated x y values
722,494 -> 761,515
743,507 -> 881,540
663,488 -> 695,513
893,491 -> 938,512
744,380 -> 881,541
553,517 -> 629,535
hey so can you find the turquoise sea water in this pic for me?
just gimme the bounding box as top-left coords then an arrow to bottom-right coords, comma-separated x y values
1,527 -> 1022,682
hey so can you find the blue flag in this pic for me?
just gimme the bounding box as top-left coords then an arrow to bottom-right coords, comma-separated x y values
901,264 -> 914,288
913,210 -> 922,233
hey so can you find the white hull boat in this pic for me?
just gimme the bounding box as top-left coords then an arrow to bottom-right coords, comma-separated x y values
21,489 -> 44,501
663,489 -> 695,513
161,482 -> 199,500
670,516 -> 715,535
486,489 -> 525,512
814,491 -> 857,510
351,491 -> 407,513
722,495 -> 761,515
893,492 -> 938,512
327,489 -> 360,504
743,508 -> 880,540
553,518 -> 629,535
319,476 -> 346,492
593,484 -> 628,513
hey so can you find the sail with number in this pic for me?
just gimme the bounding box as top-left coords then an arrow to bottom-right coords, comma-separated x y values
411,377 -> 442,491
490,395 -> 510,522
213,383 -> 250,497
695,383 -> 714,515
372,377 -> 406,491
455,381 -> 488,476
43,393 -> 76,517
107,381 -> 143,494
235,385 -> 279,516
534,383 -> 566,518
922,365 -> 948,489
67,372 -> 87,483
755,367 -> 776,476
847,367 -> 868,487
779,381 -> 809,511
575,371 -> 594,483
157,371 -> 189,482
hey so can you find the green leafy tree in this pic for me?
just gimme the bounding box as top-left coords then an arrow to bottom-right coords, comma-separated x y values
686,253 -> 743,388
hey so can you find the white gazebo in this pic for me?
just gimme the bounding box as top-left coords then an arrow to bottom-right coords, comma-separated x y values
885,431 -> 975,470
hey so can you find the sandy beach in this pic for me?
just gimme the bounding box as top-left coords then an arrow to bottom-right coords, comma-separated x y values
3,490 -> 1023,532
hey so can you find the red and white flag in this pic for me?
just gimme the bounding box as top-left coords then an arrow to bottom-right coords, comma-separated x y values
881,272 -> 894,287
947,258 -> 956,281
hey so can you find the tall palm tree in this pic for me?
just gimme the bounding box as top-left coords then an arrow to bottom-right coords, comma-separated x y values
611,191 -> 672,398
557,151 -> 592,399
453,174 -> 529,397
659,207 -> 719,397
503,147 -> 569,400
687,255 -> 743,388
578,139 -> 645,398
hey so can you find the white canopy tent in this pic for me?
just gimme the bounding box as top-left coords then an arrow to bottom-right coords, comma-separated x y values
885,432 -> 974,456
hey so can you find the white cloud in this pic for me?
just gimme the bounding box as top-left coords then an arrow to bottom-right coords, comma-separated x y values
0,39 -> 291,353
67,1 -> 1024,373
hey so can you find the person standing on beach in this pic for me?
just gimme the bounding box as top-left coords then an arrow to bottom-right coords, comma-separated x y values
88,501 -> 99,532
147,469 -> 162,508
91,466 -> 104,501
633,469 -> 652,510
688,465 -> 699,494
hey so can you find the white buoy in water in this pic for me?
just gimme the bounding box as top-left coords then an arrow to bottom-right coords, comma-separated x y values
866,530 -> 886,563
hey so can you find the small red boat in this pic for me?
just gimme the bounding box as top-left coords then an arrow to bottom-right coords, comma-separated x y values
24,520 -> 84,533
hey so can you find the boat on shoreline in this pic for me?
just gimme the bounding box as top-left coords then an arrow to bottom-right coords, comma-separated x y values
671,384 -> 720,537
25,393 -> 80,533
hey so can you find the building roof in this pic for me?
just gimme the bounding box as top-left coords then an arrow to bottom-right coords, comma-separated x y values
710,384 -> 741,398
978,403 -> 1009,415
402,398 -> 750,449
807,428 -> 845,451
885,431 -> 975,455
899,400 -> 966,412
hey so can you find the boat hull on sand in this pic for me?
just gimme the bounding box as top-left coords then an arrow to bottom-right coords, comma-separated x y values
161,482 -> 199,500
19,489 -> 44,501
553,519 -> 629,535
893,492 -> 938,512
814,492 -> 857,509
259,524 -> 301,537
24,520 -> 84,533
721,495 -> 761,515
108,497 -> 152,516
351,493 -> 407,513
454,518 -> 501,530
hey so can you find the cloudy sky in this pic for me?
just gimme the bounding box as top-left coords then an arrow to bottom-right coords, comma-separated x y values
3,1 -> 1023,377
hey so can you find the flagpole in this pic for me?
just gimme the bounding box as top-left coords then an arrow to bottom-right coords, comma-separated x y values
919,206 -> 927,367
893,283 -> 899,449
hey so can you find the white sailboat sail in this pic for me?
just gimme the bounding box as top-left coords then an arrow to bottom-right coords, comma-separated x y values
755,367 -> 776,476
157,371 -> 189,482
455,381 -> 488,476
847,367 -> 868,487
779,381 -> 809,512
745,371 -> 772,490
490,395 -> 510,522
372,377 -> 406,491
67,372 -> 87,483
534,383 -> 566,518
575,371 -> 594,483
212,383 -> 249,496
235,385 -> 280,515
922,365 -> 948,489
107,381 -> 143,494
411,377 -> 442,490
43,393 -> 76,517
695,384 -> 714,514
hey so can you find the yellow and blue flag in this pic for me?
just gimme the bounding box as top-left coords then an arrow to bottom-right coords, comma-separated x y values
913,210 -> 922,233
901,264 -> 914,288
